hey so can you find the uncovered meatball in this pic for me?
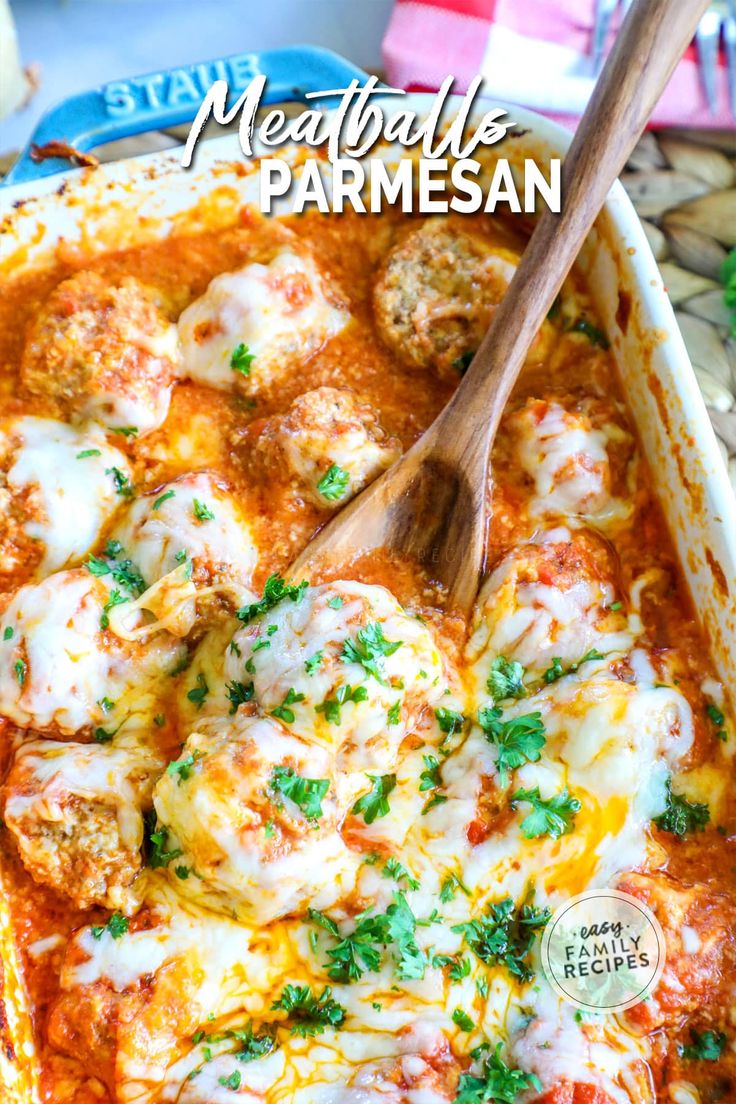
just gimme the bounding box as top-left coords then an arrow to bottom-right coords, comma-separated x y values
259,387 -> 401,508
178,243 -> 348,398
21,270 -> 179,436
225,579 -> 446,774
373,218 -> 519,379
152,714 -> 350,923
0,568 -> 185,737
0,416 -> 131,583
466,531 -> 630,684
4,738 -> 162,909
110,472 -> 258,634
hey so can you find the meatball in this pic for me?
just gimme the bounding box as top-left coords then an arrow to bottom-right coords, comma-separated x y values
152,714 -> 350,923
225,580 -> 446,774
4,737 -> 162,909
619,871 -> 734,1033
110,472 -> 258,634
465,532 -> 630,685
178,243 -> 348,397
21,270 -> 179,436
0,568 -> 186,737
260,387 -> 401,508
373,218 -> 519,379
507,397 -> 632,521
0,416 -> 131,583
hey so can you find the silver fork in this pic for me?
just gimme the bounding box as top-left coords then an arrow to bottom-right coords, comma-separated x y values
592,0 -> 736,117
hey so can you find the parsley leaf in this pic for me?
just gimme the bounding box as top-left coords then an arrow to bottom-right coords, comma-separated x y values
542,649 -> 604,684
270,687 -> 306,725
452,1008 -> 475,1033
192,498 -> 215,522
653,778 -> 710,837
14,659 -> 26,686
270,984 -> 346,1037
567,317 -> 609,349
100,587 -> 128,631
186,672 -> 209,710
236,574 -> 308,625
317,464 -> 350,502
440,872 -> 471,903
351,773 -> 396,824
478,708 -> 546,787
435,706 -> 466,736
76,448 -> 101,459
153,489 -> 175,510
453,897 -> 551,983
315,683 -> 368,725
86,545 -> 145,596
487,657 -> 526,702
680,1027 -> 727,1061
386,891 -> 427,979
310,908 -> 387,982
454,1041 -> 541,1104
510,786 -> 580,839
721,249 -> 736,338
145,817 -> 184,868
225,680 -> 254,714
218,1072 -> 241,1091
167,752 -> 200,784
106,466 -> 134,497
91,912 -> 129,940
341,622 -> 402,684
382,857 -> 420,891
305,651 -> 324,675
231,343 -> 255,376
271,766 -> 329,819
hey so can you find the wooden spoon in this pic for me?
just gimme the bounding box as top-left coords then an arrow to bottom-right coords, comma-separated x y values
293,0 -> 711,613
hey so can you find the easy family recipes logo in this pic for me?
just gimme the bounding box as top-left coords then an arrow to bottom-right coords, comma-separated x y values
181,75 -> 561,216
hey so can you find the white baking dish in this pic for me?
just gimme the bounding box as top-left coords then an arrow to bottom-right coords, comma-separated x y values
1,73 -> 735,1102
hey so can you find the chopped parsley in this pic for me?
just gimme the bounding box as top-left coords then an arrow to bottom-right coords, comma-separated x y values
453,897 -> 551,983
226,680 -> 254,714
706,701 -> 727,741
317,464 -> 350,502
567,317 -> 610,349
167,752 -> 199,785
230,343 -> 255,376
271,766 -> 329,819
3,626 -> 12,641
218,1072 -> 241,1091
110,425 -> 138,438
327,595 -> 343,609
270,687 -> 306,725
106,466 -> 134,497
236,574 -> 308,625
452,1008 -> 475,1033
542,649 -> 604,684
100,587 -> 128,630
147,821 -> 184,869
76,448 -> 101,459
680,1027 -> 727,1061
510,786 -> 580,839
305,651 -> 324,675
454,1041 -> 541,1104
341,622 -> 402,684
435,706 -> 466,737
478,708 -> 546,787
432,953 -> 471,982
186,672 -> 210,710
86,545 -> 145,596
315,684 -> 368,725
440,872 -> 471,903
14,659 -> 26,686
192,498 -> 215,522
387,700 -> 401,725
270,984 -> 346,1037
653,778 -> 710,837
91,912 -> 129,941
382,857 -> 420,891
487,657 -> 526,702
418,754 -> 447,814
309,908 -> 387,983
351,773 -> 396,824
153,489 -> 175,510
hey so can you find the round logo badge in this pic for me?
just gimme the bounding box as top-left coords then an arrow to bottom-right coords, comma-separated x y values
540,889 -> 666,1014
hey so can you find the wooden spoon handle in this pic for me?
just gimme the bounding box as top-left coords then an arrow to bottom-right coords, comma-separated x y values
439,0 -> 712,448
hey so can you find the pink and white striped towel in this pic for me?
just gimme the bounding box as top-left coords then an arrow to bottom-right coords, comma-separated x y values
383,0 -> 735,128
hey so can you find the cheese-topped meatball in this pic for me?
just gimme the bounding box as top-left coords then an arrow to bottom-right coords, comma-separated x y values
0,416 -> 131,583
225,580 -> 446,773
20,270 -> 179,436
508,397 -> 632,521
4,738 -> 162,909
178,245 -> 348,397
153,714 -> 350,923
261,387 -> 401,508
466,532 -> 631,687
373,219 -> 520,379
110,472 -> 258,634
0,569 -> 185,737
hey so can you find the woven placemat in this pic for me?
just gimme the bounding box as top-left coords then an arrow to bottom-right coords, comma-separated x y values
3,121 -> 735,494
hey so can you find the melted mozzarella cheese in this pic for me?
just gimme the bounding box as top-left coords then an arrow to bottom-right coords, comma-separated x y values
178,249 -> 348,395
0,569 -> 185,735
1,416 -> 132,576
225,581 -> 446,774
